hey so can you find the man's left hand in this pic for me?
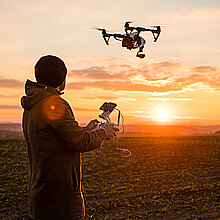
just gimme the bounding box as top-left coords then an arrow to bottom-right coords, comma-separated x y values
85,119 -> 100,132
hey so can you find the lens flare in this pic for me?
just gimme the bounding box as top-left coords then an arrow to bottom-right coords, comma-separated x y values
50,105 -> 56,110
43,96 -> 65,121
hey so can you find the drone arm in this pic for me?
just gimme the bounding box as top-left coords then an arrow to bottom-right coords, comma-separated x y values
152,31 -> 160,42
102,34 -> 113,45
114,37 -> 123,41
152,27 -> 161,42
113,34 -> 124,41
103,36 -> 110,45
137,27 -> 161,42
103,33 -> 123,45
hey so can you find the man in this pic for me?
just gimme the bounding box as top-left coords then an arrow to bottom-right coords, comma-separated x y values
21,55 -> 119,219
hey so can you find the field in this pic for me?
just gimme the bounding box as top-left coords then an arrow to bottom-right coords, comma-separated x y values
1,136 -> 220,219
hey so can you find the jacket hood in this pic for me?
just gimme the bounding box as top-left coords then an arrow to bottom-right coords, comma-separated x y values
21,79 -> 61,110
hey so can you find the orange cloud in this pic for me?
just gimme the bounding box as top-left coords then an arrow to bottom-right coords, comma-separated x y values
95,57 -> 132,62
70,66 -> 111,79
67,62 -> 220,93
0,94 -> 19,98
72,107 -> 97,111
107,64 -> 133,69
69,62 -> 183,81
69,65 -> 136,80
190,66 -> 217,73
1,62 -> 219,94
148,97 -> 193,102
151,61 -> 182,70
67,80 -> 183,92
0,79 -> 24,88
79,96 -> 118,100
0,105 -> 21,109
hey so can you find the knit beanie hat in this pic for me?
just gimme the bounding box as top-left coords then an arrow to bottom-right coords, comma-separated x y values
35,55 -> 67,88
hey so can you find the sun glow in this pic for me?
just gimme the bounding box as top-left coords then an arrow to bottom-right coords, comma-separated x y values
156,108 -> 169,120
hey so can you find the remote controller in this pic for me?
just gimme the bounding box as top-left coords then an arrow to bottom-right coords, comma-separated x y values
91,121 -> 118,132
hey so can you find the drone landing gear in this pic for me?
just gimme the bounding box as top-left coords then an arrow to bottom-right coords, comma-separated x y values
136,46 -> 145,58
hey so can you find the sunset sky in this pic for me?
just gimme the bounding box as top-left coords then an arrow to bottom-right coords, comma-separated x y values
0,0 -> 219,126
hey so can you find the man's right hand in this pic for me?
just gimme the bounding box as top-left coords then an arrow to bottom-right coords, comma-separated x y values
103,123 -> 120,139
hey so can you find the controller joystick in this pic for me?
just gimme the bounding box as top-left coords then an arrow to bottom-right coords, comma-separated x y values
91,121 -> 118,132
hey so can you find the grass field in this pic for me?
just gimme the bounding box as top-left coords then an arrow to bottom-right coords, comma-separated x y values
0,136 -> 220,219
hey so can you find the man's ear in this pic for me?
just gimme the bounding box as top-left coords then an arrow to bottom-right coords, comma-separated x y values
59,78 -> 66,91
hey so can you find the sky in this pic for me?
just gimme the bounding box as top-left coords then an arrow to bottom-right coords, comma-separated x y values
0,0 -> 220,126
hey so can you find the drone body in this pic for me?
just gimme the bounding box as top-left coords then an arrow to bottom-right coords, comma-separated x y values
96,22 -> 162,58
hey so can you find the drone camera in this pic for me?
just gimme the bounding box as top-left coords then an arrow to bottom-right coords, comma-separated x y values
122,36 -> 133,50
136,53 -> 145,59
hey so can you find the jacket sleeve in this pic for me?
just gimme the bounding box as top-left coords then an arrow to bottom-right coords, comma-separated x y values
46,97 -> 106,153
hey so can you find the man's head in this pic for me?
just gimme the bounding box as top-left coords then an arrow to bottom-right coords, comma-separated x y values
35,55 -> 67,90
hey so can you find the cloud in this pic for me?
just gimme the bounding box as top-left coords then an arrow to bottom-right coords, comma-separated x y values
175,72 -> 220,92
69,65 -> 136,80
77,96 -> 136,103
151,62 -> 182,70
116,97 -> 136,102
148,97 -> 193,102
134,115 -> 203,120
1,62 -> 219,95
69,62 -> 184,82
108,64 -> 133,69
190,66 -> 217,73
72,107 -> 96,111
0,104 -> 96,112
79,96 -> 118,100
0,94 -> 19,98
67,80 -> 184,92
95,57 -> 132,62
70,66 -> 111,79
0,105 -> 21,109
0,79 -> 24,88
67,62 -> 220,93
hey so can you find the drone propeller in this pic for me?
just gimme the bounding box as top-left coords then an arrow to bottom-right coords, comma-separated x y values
91,26 -> 116,34
91,26 -> 106,31
91,27 -> 109,37
121,20 -> 135,24
124,21 -> 136,26
126,21 -> 135,24
147,25 -> 167,28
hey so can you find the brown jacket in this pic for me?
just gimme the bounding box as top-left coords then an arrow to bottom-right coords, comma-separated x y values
21,80 -> 106,219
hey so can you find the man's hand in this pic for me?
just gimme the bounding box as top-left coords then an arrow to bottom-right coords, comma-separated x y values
103,123 -> 120,140
85,119 -> 100,132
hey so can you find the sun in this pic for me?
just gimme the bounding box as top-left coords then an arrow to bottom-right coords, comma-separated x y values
156,108 -> 169,120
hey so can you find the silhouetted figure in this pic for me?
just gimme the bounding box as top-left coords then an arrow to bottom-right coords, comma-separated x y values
21,55 -> 118,219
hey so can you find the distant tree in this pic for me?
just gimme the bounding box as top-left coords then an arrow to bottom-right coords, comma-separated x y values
215,130 -> 220,135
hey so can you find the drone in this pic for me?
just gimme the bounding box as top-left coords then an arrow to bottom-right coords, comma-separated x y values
94,22 -> 162,59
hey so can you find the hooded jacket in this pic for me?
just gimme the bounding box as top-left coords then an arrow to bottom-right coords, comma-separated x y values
21,80 -> 106,219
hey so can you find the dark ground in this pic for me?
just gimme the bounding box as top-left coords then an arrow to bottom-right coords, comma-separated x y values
0,136 -> 220,219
